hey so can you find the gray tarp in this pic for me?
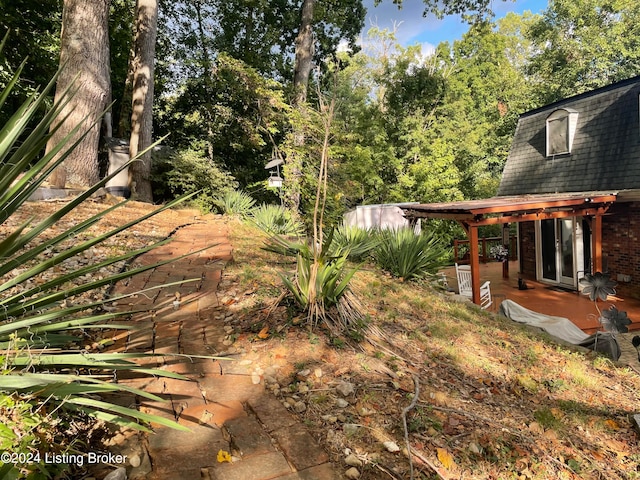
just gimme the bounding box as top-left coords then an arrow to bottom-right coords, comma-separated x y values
499,299 -> 621,361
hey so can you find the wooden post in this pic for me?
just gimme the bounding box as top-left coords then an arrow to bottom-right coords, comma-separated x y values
593,214 -> 603,273
469,225 -> 481,305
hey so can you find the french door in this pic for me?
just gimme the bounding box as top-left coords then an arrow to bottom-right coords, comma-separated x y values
536,218 -> 586,289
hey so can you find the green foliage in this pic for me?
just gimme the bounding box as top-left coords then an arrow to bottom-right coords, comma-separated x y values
249,203 -> 304,236
374,228 -> 449,281
155,53 -> 289,189
0,393 -> 67,478
273,233 -> 359,331
0,61 -> 195,476
215,190 -> 256,217
331,225 -> 380,262
526,0 -> 640,105
151,143 -> 238,212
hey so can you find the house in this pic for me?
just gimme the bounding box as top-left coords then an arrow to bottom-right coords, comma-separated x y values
343,203 -> 421,232
400,76 -> 640,305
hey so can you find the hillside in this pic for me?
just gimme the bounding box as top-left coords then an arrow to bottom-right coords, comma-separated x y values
222,220 -> 640,480
3,199 -> 640,479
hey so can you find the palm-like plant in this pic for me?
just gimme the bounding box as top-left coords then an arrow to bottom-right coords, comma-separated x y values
374,228 -> 449,281
0,48 -> 201,475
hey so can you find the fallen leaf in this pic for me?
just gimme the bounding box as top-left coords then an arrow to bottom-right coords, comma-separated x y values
257,325 -> 270,339
605,419 -> 620,430
437,447 -> 455,469
217,450 -> 232,463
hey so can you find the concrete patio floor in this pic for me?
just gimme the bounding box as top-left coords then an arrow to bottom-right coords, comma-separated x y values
441,261 -> 640,335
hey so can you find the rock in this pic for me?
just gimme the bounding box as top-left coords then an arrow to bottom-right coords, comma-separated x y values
129,454 -> 141,468
383,441 -> 400,453
298,384 -> 309,394
293,401 -> 307,413
296,369 -> 311,381
103,467 -> 127,480
314,368 -> 323,378
345,467 -> 361,479
343,424 -> 360,436
335,398 -> 349,408
336,381 -> 355,397
468,442 -> 483,455
344,454 -> 363,467
251,373 -> 261,384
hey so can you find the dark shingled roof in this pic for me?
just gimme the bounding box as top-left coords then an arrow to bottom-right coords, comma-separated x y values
497,76 -> 640,197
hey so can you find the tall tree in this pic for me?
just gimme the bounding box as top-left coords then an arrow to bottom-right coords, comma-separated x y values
46,0 -> 111,188
293,0 -> 314,106
128,0 -> 158,202
526,0 -> 640,105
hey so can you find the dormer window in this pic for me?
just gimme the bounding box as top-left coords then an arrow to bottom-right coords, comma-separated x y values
546,108 -> 578,156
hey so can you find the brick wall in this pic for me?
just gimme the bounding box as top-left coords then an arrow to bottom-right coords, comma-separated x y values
602,202 -> 640,299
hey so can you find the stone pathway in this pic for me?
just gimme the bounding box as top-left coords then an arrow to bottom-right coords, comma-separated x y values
107,216 -> 343,480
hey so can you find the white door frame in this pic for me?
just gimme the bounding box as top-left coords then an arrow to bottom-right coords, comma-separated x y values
535,217 -> 584,289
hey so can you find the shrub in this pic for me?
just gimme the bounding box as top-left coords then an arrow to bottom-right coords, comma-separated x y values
151,143 -> 238,212
215,189 -> 256,217
250,203 -> 304,236
331,225 -> 380,262
374,227 -> 449,281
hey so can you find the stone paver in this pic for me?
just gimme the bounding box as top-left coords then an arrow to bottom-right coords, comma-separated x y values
108,215 -> 343,479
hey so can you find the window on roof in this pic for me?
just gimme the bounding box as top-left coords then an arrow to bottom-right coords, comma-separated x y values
546,108 -> 578,157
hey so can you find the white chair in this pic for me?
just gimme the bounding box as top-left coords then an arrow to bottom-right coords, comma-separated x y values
455,263 -> 492,310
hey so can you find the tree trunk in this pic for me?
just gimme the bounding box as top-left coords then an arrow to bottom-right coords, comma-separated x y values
286,0 -> 315,214
128,0 -> 158,203
46,0 -> 111,188
293,0 -> 315,106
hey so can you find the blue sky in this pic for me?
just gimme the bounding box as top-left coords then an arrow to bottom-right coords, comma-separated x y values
362,0 -> 548,49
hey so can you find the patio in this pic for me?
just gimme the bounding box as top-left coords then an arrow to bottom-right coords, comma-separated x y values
441,261 -> 640,335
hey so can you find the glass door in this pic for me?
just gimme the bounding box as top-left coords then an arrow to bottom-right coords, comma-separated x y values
537,218 -> 580,288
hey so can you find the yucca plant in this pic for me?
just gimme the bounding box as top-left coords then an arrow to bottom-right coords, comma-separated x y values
0,51 -> 206,477
331,225 -> 380,262
374,227 -> 449,281
250,203 -> 304,236
215,189 -> 256,217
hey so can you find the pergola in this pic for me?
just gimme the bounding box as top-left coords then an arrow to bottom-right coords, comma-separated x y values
401,192 -> 617,306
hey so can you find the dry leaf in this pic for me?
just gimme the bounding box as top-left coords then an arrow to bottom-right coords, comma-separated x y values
217,450 -> 232,463
437,447 -> 455,469
257,325 -> 270,339
605,419 -> 620,430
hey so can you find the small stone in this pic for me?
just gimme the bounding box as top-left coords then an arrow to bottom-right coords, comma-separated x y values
314,368 -> 323,378
129,453 -> 141,468
344,454 -> 362,467
335,398 -> 349,408
336,381 -> 355,397
298,384 -> 309,394
345,467 -> 361,479
469,442 -> 483,454
321,415 -> 338,424
293,401 -> 307,413
222,339 -> 234,346
343,423 -> 360,436
383,441 -> 400,453
286,397 -> 297,406
264,375 -> 278,385
103,468 -> 126,480
296,369 -> 311,381
251,373 -> 261,385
